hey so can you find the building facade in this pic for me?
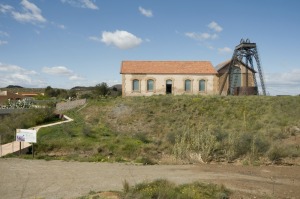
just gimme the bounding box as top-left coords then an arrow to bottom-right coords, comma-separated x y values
216,60 -> 257,95
121,61 -> 219,97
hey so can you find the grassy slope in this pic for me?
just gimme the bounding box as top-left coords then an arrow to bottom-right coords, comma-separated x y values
35,95 -> 300,164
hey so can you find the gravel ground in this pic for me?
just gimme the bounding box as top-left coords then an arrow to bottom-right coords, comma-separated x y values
0,158 -> 299,199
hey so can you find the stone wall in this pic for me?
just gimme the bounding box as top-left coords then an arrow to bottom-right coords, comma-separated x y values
56,99 -> 86,111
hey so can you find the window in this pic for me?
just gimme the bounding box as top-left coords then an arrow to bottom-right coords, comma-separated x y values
199,80 -> 206,92
132,79 -> 139,91
185,79 -> 191,92
147,79 -> 154,91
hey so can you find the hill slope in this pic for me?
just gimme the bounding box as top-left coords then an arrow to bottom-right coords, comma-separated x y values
35,95 -> 300,165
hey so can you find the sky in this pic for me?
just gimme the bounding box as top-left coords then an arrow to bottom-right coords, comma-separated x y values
0,0 -> 300,95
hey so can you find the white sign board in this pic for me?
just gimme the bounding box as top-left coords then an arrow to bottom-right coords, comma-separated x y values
16,129 -> 37,143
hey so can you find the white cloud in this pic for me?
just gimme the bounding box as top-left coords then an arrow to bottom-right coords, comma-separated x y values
42,66 -> 84,81
265,69 -> 300,86
58,24 -> 66,29
0,4 -> 13,13
51,22 -> 66,30
185,21 -> 223,44
0,31 -> 9,37
82,0 -> 98,10
138,6 -> 153,17
0,62 -> 85,88
208,45 -> 214,50
12,0 -> 46,23
88,36 -> 102,42
0,62 -> 41,87
0,40 -> 8,45
42,66 -> 73,76
264,69 -> 300,95
35,30 -> 40,35
69,74 -> 84,81
208,21 -> 223,32
99,30 -> 142,49
61,0 -> 98,10
185,32 -> 218,41
11,73 -> 32,83
185,21 -> 224,51
0,63 -> 36,74
218,47 -> 232,54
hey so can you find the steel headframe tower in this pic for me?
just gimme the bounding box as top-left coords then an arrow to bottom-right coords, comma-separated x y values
219,39 -> 266,95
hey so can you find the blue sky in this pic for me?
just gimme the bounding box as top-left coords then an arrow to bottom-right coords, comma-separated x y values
0,0 -> 300,95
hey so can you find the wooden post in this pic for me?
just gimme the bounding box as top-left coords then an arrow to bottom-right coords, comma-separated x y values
19,142 -> 21,156
32,143 -> 34,158
0,135 -> 2,157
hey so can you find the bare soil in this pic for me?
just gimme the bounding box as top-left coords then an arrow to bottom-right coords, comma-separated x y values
0,158 -> 299,199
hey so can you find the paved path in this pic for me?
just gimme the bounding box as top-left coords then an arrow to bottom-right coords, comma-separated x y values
0,158 -> 299,199
0,115 -> 73,157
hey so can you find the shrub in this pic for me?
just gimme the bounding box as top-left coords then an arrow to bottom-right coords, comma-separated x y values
123,179 -> 230,199
267,145 -> 287,162
174,124 -> 217,163
134,133 -> 151,143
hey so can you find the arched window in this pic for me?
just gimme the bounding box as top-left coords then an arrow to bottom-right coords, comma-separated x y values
199,80 -> 206,92
132,79 -> 139,91
147,79 -> 154,91
185,79 -> 191,92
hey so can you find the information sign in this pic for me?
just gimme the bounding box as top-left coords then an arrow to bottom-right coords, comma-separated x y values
16,129 -> 37,143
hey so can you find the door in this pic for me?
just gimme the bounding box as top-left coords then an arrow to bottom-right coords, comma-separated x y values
166,79 -> 172,94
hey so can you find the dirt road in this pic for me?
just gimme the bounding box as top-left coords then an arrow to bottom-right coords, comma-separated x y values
0,158 -> 299,199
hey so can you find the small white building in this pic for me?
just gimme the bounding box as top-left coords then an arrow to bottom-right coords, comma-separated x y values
120,61 -> 219,97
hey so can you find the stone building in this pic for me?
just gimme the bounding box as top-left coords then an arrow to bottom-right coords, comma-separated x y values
216,60 -> 257,95
120,61 -> 219,97
0,91 -> 24,105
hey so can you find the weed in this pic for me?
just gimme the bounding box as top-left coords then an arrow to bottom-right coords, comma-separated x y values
123,179 -> 230,199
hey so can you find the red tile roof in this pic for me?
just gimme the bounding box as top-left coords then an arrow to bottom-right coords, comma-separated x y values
121,61 -> 217,74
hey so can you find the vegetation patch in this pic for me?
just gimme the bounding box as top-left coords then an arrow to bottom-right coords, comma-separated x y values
0,108 -> 56,144
3,95 -> 300,165
77,179 -> 230,199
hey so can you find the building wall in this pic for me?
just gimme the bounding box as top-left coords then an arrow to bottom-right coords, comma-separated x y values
0,91 -> 25,105
218,62 -> 256,95
122,74 -> 218,97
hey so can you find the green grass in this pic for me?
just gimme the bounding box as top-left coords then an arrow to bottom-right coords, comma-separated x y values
6,95 -> 300,164
0,108 -> 56,144
77,179 -> 230,199
123,179 -> 230,199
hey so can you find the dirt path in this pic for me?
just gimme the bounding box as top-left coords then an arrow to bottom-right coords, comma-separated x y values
0,115 -> 73,157
0,158 -> 299,199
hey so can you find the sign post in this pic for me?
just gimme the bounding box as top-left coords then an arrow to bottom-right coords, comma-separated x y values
32,143 -> 34,158
0,135 -> 2,157
16,129 -> 37,158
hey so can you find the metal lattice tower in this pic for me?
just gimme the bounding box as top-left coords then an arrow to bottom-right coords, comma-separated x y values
219,39 -> 266,95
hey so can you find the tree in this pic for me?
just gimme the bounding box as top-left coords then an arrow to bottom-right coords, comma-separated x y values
45,86 -> 56,97
68,89 -> 77,99
94,82 -> 110,97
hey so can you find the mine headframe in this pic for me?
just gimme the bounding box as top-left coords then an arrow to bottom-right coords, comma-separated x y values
219,39 -> 267,96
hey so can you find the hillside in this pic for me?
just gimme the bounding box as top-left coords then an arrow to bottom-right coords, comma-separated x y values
35,95 -> 300,165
